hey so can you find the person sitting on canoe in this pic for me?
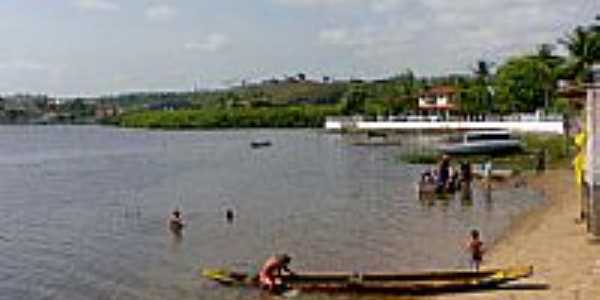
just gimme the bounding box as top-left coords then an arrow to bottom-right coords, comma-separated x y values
168,209 -> 185,231
259,253 -> 295,292
467,230 -> 484,271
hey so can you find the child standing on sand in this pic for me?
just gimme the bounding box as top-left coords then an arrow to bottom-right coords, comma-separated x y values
467,229 -> 484,271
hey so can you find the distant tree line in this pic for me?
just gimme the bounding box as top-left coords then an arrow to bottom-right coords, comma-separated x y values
117,105 -> 342,129
110,15 -> 600,128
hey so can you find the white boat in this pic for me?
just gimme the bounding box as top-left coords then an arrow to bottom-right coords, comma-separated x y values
437,131 -> 521,155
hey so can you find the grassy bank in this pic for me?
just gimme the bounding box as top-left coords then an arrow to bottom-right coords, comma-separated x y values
116,105 -> 342,129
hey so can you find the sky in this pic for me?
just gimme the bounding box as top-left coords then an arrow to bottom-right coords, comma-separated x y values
0,0 -> 597,96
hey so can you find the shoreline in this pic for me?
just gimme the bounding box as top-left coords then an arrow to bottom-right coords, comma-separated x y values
435,169 -> 600,300
481,172 -> 559,259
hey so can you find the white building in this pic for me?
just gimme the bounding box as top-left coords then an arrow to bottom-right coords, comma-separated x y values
418,85 -> 457,119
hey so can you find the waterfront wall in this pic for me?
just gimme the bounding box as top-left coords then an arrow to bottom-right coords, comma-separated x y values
325,119 -> 564,134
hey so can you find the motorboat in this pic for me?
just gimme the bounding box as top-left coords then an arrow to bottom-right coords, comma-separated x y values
438,131 -> 521,155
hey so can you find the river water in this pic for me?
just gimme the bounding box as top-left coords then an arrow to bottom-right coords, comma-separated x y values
0,126 -> 543,300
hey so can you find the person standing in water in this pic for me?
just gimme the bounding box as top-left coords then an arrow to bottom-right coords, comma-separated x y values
168,209 -> 185,231
436,154 -> 451,193
467,229 -> 484,271
225,208 -> 234,223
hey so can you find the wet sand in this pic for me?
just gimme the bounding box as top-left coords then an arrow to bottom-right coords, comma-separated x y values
436,169 -> 600,300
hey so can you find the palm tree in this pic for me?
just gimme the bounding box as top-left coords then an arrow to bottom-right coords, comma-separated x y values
558,22 -> 600,80
471,60 -> 494,112
532,43 -> 564,110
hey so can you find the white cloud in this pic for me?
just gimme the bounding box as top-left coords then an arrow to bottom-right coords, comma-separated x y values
273,0 -> 405,13
319,28 -> 350,46
0,60 -> 47,71
315,0 -> 580,66
145,4 -> 177,22
274,0 -> 355,6
74,0 -> 120,12
185,34 -> 230,52
370,0 -> 405,13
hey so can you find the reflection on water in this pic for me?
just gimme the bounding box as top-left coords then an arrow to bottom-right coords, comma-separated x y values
419,184 -> 492,209
460,187 -> 474,207
484,184 -> 494,212
169,227 -> 183,252
0,126 -> 544,300
419,184 -> 507,216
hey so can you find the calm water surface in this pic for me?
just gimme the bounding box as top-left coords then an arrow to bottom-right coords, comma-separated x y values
0,126 -> 543,300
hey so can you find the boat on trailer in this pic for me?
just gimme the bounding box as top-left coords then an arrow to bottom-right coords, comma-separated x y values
202,266 -> 533,295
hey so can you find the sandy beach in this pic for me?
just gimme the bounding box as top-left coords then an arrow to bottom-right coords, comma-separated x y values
436,169 -> 600,300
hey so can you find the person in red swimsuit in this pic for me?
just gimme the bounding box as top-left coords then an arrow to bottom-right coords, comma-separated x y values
258,253 -> 294,292
467,230 -> 484,271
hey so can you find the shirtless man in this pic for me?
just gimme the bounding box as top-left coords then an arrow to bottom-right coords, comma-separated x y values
259,253 -> 294,292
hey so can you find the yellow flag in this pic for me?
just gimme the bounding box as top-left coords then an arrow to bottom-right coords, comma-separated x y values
573,131 -> 587,186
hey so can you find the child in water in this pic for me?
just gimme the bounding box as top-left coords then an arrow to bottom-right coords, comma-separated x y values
467,229 -> 484,271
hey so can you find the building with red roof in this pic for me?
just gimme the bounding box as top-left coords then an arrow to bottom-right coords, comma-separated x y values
418,85 -> 457,118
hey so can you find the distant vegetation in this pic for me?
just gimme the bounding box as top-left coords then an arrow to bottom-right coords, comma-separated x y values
399,153 -> 439,165
107,16 -> 600,129
117,105 -> 342,129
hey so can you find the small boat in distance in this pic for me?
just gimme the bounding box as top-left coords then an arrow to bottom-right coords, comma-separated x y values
250,140 -> 272,149
438,131 -> 521,155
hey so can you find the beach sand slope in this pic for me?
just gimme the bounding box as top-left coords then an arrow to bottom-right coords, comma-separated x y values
436,169 -> 600,300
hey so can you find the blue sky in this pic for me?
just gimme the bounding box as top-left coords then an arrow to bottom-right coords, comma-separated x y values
0,0 -> 597,96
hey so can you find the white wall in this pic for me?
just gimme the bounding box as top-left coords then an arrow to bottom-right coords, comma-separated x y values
325,120 -> 564,134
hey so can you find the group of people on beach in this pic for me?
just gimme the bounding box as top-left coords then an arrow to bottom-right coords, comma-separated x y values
421,154 -> 473,193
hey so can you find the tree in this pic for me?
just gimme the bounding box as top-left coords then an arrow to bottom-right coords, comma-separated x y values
341,84 -> 368,115
537,43 -> 554,59
558,22 -> 600,80
473,60 -> 492,80
459,85 -> 490,115
530,43 -> 565,109
469,60 -> 495,112
494,56 -> 552,113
